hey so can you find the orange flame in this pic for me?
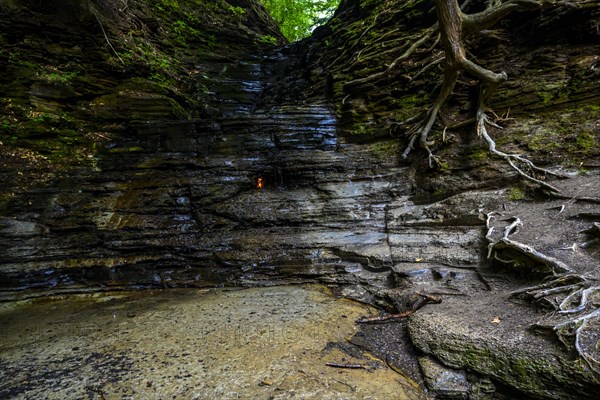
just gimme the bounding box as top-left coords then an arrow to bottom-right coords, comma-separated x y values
256,177 -> 264,189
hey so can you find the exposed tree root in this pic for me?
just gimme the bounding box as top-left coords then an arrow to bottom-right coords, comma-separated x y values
344,0 -> 567,190
580,223 -> 600,249
550,193 -> 600,204
485,214 -> 573,273
407,56 -> 445,82
528,280 -> 600,373
93,11 -> 124,65
400,0 -> 568,190
340,2 -> 584,192
477,106 -> 564,192
325,14 -> 382,71
510,274 -> 587,308
485,212 -> 600,372
344,24 -> 439,91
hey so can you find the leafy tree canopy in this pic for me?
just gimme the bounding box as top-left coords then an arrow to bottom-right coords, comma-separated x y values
260,0 -> 340,42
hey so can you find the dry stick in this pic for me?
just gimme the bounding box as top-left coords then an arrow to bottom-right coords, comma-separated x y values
356,292 -> 441,323
325,362 -> 366,369
94,12 -> 124,65
356,309 -> 418,323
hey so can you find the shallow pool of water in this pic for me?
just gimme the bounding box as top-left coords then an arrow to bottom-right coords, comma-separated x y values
0,285 -> 427,399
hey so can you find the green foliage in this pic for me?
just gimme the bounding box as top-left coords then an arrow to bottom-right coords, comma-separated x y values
228,6 -> 246,15
155,0 -> 180,12
260,0 -> 340,42
39,70 -> 78,84
260,34 -> 278,44
172,19 -> 201,46
1,119 -> 14,133
575,131 -> 595,151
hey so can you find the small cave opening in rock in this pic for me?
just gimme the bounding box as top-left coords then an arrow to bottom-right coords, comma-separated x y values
255,166 -> 291,190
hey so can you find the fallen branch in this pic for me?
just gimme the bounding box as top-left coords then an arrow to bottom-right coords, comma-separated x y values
356,309 -> 418,323
325,362 -> 366,369
356,292 -> 441,323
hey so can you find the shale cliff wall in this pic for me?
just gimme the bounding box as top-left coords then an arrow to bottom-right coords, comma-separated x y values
1,1 -> 600,397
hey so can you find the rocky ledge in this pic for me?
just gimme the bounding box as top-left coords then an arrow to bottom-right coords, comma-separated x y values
1,0 -> 599,398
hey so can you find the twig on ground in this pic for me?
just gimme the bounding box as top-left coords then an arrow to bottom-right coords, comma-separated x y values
356,292 -> 441,323
325,362 -> 366,369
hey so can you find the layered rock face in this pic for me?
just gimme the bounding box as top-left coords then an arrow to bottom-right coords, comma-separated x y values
1,0 -> 600,398
0,0 -> 483,297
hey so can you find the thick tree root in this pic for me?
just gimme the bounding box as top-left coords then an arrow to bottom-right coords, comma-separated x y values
401,62 -> 459,165
393,0 -> 568,191
485,212 -> 599,372
485,215 -> 573,273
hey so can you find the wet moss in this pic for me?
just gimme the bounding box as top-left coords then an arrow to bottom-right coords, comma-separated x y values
368,140 -> 399,157
469,148 -> 489,162
434,341 -> 595,397
575,131 -> 595,151
508,187 -> 526,201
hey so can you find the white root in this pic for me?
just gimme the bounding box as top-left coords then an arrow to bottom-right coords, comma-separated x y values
485,212 -> 599,371
485,213 -> 573,273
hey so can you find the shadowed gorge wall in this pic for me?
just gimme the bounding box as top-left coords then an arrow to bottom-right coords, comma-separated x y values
1,1 -> 600,397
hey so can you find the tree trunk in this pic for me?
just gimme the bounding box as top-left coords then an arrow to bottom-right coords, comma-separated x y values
435,0 -> 465,70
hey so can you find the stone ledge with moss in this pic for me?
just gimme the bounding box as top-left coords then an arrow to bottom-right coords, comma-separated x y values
1,0 -> 599,399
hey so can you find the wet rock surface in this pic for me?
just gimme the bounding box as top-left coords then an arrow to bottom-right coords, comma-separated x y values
0,285 -> 427,399
418,356 -> 470,399
1,0 -> 600,399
